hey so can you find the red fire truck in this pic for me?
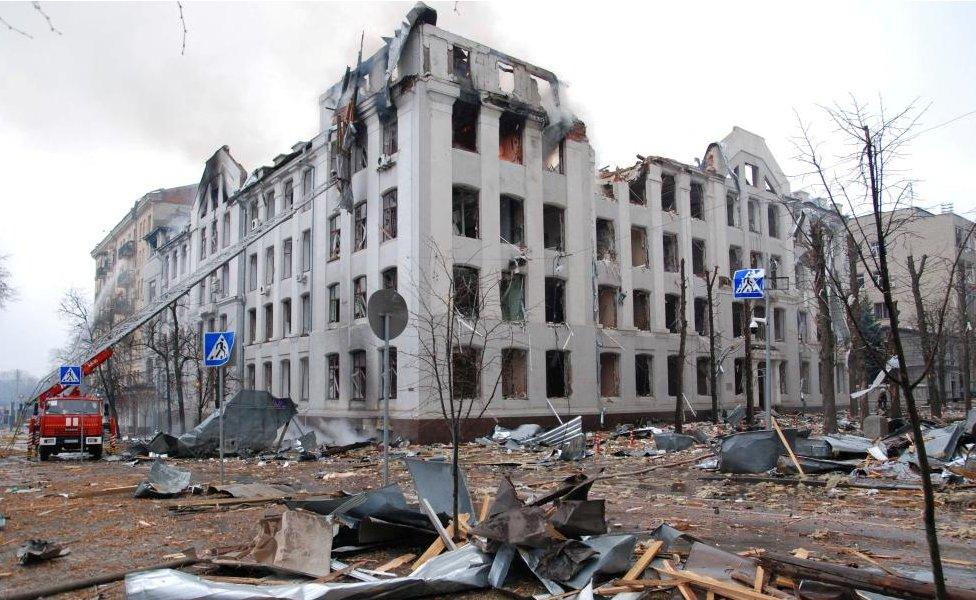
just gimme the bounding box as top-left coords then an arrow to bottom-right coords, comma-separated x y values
28,348 -> 118,461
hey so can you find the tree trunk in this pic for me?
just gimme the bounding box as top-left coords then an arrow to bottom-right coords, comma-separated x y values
163,355 -> 172,432
451,417 -> 460,541
674,259 -> 688,433
865,126 -> 947,600
707,267 -> 719,423
958,267 -> 972,412
168,303 -> 187,432
744,299 -> 755,425
846,233 -> 866,418
907,255 -> 942,418
936,338 -> 948,416
811,220 -> 837,434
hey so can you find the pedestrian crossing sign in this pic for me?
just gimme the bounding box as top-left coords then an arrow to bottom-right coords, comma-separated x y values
59,365 -> 82,386
203,331 -> 235,367
732,268 -> 765,299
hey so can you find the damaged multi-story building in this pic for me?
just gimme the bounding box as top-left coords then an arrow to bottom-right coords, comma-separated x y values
94,4 -> 846,439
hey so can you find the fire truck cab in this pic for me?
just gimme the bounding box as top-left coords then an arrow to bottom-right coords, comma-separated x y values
31,396 -> 114,461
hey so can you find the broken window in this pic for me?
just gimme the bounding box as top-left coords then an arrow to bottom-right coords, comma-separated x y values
545,277 -> 566,323
302,168 -> 315,199
452,346 -> 481,398
280,360 -> 291,399
599,352 -> 620,397
663,233 -> 678,272
248,309 -> 257,343
353,276 -> 366,319
729,245 -> 743,274
602,182 -> 614,199
301,229 -> 311,272
453,265 -> 480,318
263,361 -> 273,392
748,198 -> 760,233
753,305 -> 766,340
265,190 -> 276,219
248,254 -> 257,291
596,219 -> 616,261
502,348 -> 528,399
696,357 -> 710,396
382,267 -> 397,291
248,200 -> 258,231
352,121 -> 367,173
452,101 -> 478,152
284,179 -> 294,210
329,214 -> 341,260
543,205 -> 565,251
631,226 -> 648,267
382,114 -> 398,155
264,303 -> 274,340
354,201 -> 367,251
299,357 -> 309,401
545,139 -> 564,174
301,293 -> 311,334
665,293 -> 679,334
200,228 -> 207,260
500,270 -> 526,321
874,302 -> 890,320
282,238 -> 293,280
376,346 -> 397,400
497,61 -> 515,94
451,46 -> 471,80
764,177 -> 776,194
690,182 -> 705,220
282,297 -> 292,337
499,112 -> 524,164
327,354 -> 339,400
769,255 -> 781,289
598,285 -> 618,328
750,251 -> 763,269
500,195 -> 524,245
797,310 -> 808,341
768,204 -> 780,238
694,297 -> 707,335
741,163 -> 758,187
351,350 -> 366,401
628,171 -> 647,205
382,188 -> 397,241
774,307 -> 785,341
633,289 -> 650,331
778,361 -> 788,395
635,354 -> 653,396
452,186 -> 479,238
328,283 -> 340,323
661,173 -> 676,212
734,358 -> 744,395
222,212 -> 230,248
732,301 -> 744,338
800,361 -> 811,394
726,193 -> 739,227
692,238 -> 706,276
667,355 -> 681,397
265,246 -> 275,285
546,350 -> 571,398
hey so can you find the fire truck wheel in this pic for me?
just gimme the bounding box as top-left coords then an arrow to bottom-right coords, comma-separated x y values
38,447 -> 50,461
90,447 -> 103,460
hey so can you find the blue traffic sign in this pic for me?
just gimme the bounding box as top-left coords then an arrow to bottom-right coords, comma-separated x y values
59,365 -> 82,386
732,268 -> 765,300
203,331 -> 236,368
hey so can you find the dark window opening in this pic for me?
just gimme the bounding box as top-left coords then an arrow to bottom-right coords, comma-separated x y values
774,307 -> 785,341
729,245 -> 743,275
631,226 -> 648,267
352,121 -> 367,173
635,354 -> 652,396
452,101 -> 479,152
502,348 -> 528,399
602,182 -> 614,198
545,277 -> 566,323
546,350 -> 571,398
599,352 -> 620,397
732,301 -> 744,338
382,115 -> 398,155
543,205 -> 565,251
598,285 -> 618,328
353,276 -> 366,319
499,112 -> 524,164
329,214 -> 340,260
377,347 -> 397,400
354,202 -> 367,251
750,251 -> 763,269
727,193 -> 739,227
453,265 -> 480,318
692,238 -> 706,276
690,182 -> 705,219
596,218 -> 616,261
500,195 -> 524,245
452,187 -> 479,238
768,204 -> 780,238
734,358 -> 744,395
382,189 -> 397,241
382,267 -> 397,291
697,357 -> 710,395
501,271 -> 526,321
452,46 -> 471,80
629,172 -> 647,205
694,297 -> 707,335
667,355 -> 681,397
351,350 -> 366,401
661,173 -> 676,212
452,346 -> 481,398
327,354 -> 339,400
663,233 -> 678,272
633,289 -> 650,331
328,283 -> 340,323
665,293 -> 679,334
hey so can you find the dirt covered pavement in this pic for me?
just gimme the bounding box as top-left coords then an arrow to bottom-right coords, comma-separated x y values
1,420 -> 975,599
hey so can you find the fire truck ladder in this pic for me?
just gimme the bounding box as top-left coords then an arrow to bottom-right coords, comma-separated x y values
28,193 -> 317,407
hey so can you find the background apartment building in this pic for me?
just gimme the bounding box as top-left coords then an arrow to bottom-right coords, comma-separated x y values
92,6 -> 845,440
853,207 -> 975,403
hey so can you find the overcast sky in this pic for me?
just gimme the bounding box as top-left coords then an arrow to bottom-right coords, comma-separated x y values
2,1 -> 975,377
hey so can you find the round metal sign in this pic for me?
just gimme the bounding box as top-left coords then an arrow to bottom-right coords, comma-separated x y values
367,289 -> 408,340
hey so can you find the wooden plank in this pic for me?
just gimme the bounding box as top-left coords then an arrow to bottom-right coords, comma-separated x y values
66,484 -> 140,499
412,522 -> 456,570
771,418 -> 805,477
374,553 -> 415,574
661,560 -> 700,600
658,564 -> 782,600
622,540 -> 664,581
477,492 -> 490,522
754,565 -> 765,592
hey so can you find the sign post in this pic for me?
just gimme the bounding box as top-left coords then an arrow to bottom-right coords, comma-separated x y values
732,268 -> 770,429
203,331 -> 236,485
367,289 -> 408,486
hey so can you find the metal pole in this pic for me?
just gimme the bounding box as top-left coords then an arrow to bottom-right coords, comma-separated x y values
764,273 -> 773,430
218,366 -> 225,485
382,313 -> 391,486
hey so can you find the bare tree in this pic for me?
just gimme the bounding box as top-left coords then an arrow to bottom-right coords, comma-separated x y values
0,255 -> 15,310
845,233 -> 868,416
809,218 -> 838,433
142,316 -> 174,431
674,259 -> 688,432
907,255 -> 943,417
411,241 -> 512,533
794,98 -> 975,599
957,266 -> 972,412
705,266 -> 720,423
